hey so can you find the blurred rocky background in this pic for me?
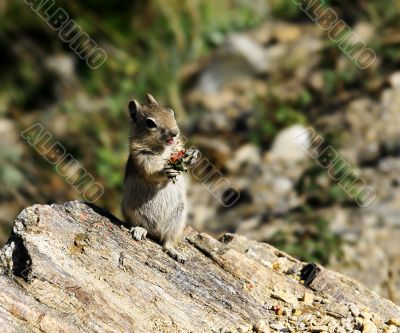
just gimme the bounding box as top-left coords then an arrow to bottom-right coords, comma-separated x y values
1,0 -> 400,305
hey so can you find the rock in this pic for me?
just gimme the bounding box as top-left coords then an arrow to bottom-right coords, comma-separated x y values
272,290 -> 299,308
269,322 -> 286,331
362,321 -> 378,333
195,34 -> 268,94
309,70 -> 325,92
0,119 -> 25,156
237,324 -> 252,332
303,291 -> 314,306
271,177 -> 293,195
45,53 -> 76,84
388,72 -> 400,88
273,23 -> 303,43
326,200 -> 400,305
222,34 -> 269,74
309,80 -> 400,308
387,318 -> 400,327
350,304 -> 361,318
353,22 -> 375,43
189,23 -> 323,97
249,22 -> 274,45
0,201 -> 400,332
253,320 -> 270,333
267,125 -> 311,163
385,325 -> 398,333
361,311 -> 373,321
310,326 -> 329,332
226,144 -> 261,174
322,87 -> 400,165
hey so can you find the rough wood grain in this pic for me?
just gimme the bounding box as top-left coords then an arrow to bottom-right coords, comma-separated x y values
0,201 -> 399,333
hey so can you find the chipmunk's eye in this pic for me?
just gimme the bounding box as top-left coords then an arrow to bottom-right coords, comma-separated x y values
146,118 -> 157,129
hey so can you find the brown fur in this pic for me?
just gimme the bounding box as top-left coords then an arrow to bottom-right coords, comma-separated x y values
122,94 -> 187,263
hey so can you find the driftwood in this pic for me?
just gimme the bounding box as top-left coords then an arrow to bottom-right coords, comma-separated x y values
0,201 -> 399,333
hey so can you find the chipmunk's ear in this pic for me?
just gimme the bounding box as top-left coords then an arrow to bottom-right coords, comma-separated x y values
128,100 -> 141,122
146,93 -> 159,106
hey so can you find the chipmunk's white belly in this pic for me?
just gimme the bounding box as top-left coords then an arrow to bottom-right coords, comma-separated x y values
147,177 -> 186,217
144,177 -> 186,240
123,175 -> 187,241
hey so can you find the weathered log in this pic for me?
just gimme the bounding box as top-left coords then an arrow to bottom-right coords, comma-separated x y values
0,201 -> 399,333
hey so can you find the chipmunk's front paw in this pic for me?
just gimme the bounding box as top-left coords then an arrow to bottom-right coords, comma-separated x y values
163,166 -> 181,178
130,226 -> 147,241
163,166 -> 181,183
165,247 -> 187,264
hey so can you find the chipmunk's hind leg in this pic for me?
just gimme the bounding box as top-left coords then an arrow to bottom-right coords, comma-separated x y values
163,239 -> 186,264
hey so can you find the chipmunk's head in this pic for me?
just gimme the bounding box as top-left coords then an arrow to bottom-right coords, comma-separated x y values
128,94 -> 180,153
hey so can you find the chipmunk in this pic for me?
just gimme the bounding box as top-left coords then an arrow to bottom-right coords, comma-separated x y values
122,94 -> 193,263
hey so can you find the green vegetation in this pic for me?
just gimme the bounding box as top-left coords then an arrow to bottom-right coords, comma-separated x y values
0,0 -> 268,213
269,214 -> 343,265
1,0 -> 400,265
250,95 -> 308,148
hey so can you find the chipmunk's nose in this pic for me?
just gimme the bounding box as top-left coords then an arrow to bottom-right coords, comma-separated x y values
170,128 -> 179,137
166,128 -> 179,145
